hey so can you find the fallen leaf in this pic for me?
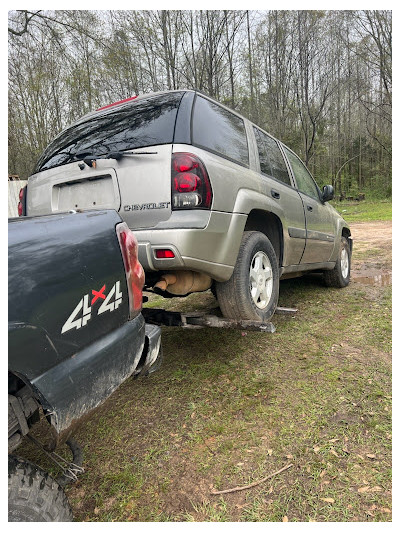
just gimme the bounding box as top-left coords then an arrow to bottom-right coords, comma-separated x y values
267,449 -> 273,456
321,498 -> 335,503
282,516 -> 289,522
329,438 -> 340,443
380,508 -> 391,513
320,470 -> 326,478
369,486 -> 383,492
313,446 -> 320,453
236,462 -> 244,466
358,486 -> 370,493
330,448 -> 339,457
94,507 -> 100,515
366,454 -> 376,460
191,412 -> 196,419
285,454 -> 293,459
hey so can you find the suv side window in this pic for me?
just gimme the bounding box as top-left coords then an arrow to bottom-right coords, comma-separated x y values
192,95 -> 249,166
284,148 -> 320,200
253,127 -> 291,186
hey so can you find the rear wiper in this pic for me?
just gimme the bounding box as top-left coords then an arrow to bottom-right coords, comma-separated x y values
76,150 -> 159,169
107,150 -> 158,160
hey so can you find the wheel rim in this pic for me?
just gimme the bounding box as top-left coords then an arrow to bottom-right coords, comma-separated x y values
249,251 -> 273,309
340,247 -> 349,278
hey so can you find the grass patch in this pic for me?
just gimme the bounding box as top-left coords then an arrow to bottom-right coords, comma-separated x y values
16,222 -> 392,522
331,199 -> 392,223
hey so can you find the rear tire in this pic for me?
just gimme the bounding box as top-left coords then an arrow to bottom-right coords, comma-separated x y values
324,236 -> 351,288
8,455 -> 73,522
216,231 -> 279,321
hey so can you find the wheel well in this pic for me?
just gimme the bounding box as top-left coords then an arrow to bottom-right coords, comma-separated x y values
8,371 -> 27,395
244,210 -> 283,266
342,227 -> 351,240
8,372 -> 41,453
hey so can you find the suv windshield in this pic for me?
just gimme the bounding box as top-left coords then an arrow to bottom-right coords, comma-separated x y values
35,92 -> 184,173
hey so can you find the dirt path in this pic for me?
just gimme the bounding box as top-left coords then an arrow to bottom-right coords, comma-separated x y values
349,220 -> 391,282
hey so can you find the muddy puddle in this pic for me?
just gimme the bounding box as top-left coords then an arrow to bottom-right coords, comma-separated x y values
352,273 -> 392,286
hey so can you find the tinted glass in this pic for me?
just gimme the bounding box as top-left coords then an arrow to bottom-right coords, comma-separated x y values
35,92 -> 184,172
192,96 -> 249,165
284,148 -> 320,200
254,128 -> 272,176
253,127 -> 291,186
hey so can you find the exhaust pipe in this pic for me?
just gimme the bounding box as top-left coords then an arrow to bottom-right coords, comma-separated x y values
154,271 -> 212,295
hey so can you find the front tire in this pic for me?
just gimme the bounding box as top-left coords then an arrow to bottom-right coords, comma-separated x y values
324,236 -> 351,288
216,231 -> 279,321
8,456 -> 73,522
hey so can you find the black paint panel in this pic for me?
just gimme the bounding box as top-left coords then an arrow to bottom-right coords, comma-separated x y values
8,210 -> 129,379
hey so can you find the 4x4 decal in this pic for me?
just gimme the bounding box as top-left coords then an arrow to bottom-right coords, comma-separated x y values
61,282 -> 122,334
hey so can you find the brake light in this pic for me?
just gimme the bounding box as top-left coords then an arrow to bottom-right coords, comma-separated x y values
116,222 -> 145,319
171,153 -> 212,210
18,186 -> 27,217
96,96 -> 138,111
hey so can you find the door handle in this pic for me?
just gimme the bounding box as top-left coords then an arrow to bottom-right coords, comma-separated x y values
271,189 -> 280,199
307,205 -> 313,211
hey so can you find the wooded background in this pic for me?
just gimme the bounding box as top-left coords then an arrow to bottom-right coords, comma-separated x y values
8,10 -> 391,197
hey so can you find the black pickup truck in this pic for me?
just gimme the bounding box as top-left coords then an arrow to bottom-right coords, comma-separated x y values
8,209 -> 162,521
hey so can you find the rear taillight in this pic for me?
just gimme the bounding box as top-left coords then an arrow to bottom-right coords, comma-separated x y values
171,153 -> 212,210
116,222 -> 145,319
18,186 -> 27,216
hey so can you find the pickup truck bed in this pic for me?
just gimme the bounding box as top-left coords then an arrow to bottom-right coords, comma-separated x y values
8,210 -> 162,446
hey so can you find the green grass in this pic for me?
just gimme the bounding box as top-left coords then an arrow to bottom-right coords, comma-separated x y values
332,199 -> 392,223
17,222 -> 392,523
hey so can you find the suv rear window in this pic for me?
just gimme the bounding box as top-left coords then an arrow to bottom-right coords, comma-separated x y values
35,92 -> 184,172
192,95 -> 249,166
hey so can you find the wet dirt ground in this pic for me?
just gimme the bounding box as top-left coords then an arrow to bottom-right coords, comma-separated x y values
348,220 -> 392,285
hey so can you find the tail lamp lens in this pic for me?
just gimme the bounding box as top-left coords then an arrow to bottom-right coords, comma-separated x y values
155,249 -> 175,259
116,222 -> 145,318
172,153 -> 212,210
18,186 -> 26,216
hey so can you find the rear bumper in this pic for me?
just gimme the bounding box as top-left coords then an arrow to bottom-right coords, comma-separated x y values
31,314 -> 162,436
134,210 -> 247,282
134,324 -> 163,377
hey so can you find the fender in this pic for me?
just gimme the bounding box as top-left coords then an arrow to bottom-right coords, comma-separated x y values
232,188 -> 305,267
328,214 -> 352,262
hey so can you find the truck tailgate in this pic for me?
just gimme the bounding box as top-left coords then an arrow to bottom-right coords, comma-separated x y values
8,210 -> 130,374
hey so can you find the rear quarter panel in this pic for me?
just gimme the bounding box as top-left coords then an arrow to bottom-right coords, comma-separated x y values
8,210 -> 130,380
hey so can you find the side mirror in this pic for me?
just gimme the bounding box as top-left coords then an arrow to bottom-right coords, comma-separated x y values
322,185 -> 334,202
